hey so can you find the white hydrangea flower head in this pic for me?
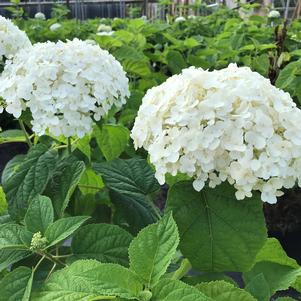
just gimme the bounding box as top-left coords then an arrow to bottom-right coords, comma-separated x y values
175,16 -> 186,22
96,31 -> 114,36
0,16 -> 31,61
0,38 -> 130,138
268,10 -> 281,18
131,64 -> 301,204
188,15 -> 196,19
35,12 -> 46,20
49,23 -> 61,31
97,24 -> 112,32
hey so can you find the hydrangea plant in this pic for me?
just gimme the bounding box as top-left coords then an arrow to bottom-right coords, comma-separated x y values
0,12 -> 301,301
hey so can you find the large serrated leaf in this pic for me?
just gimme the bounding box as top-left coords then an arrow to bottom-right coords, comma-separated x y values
166,181 -> 267,272
0,267 -> 33,301
196,280 -> 256,301
93,158 -> 160,233
32,260 -> 143,301
45,216 -> 90,247
152,279 -> 211,301
45,156 -> 85,218
71,223 -> 133,266
2,144 -> 57,221
24,195 -> 53,235
129,213 -> 179,287
94,158 -> 159,196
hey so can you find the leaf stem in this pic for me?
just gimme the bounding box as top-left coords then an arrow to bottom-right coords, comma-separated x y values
33,255 -> 46,272
46,263 -> 57,280
38,251 -> 66,267
171,258 -> 192,280
52,254 -> 73,259
18,120 -> 32,148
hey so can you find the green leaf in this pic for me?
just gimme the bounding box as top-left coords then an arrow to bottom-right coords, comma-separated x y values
166,50 -> 187,74
0,267 -> 33,301
166,181 -> 267,272
0,129 -> 26,144
183,273 -> 236,286
250,237 -> 301,296
276,61 -> 301,89
75,135 -> 91,160
245,273 -> 271,301
2,144 -> 57,221
152,278 -> 210,301
255,238 -> 298,268
129,213 -> 179,287
94,124 -> 130,161
45,216 -> 90,248
122,59 -> 151,77
94,159 -> 159,196
244,262 -> 301,295
78,168 -> 104,195
196,280 -> 256,301
0,187 -> 7,215
71,223 -> 133,266
94,158 -> 160,233
0,249 -> 30,272
251,54 -> 269,77
32,260 -> 143,300
183,38 -> 200,48
45,156 -> 85,218
0,224 -> 27,250
24,195 -> 54,235
276,298 -> 298,301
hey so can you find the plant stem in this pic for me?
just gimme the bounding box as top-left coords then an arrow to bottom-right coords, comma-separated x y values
67,137 -> 72,154
38,251 -> 66,267
46,263 -> 57,280
18,120 -> 32,148
33,255 -> 46,272
52,254 -> 73,259
171,258 -> 192,280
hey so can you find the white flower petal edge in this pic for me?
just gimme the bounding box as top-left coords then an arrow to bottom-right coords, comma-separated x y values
131,64 -> 301,203
0,38 -> 130,138
0,16 -> 31,60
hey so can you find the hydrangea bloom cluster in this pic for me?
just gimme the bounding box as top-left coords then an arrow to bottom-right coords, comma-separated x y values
268,10 -> 281,18
131,64 -> 301,203
0,16 -> 31,60
0,38 -> 129,137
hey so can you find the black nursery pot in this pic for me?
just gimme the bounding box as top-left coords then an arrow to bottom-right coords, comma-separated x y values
0,142 -> 28,179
